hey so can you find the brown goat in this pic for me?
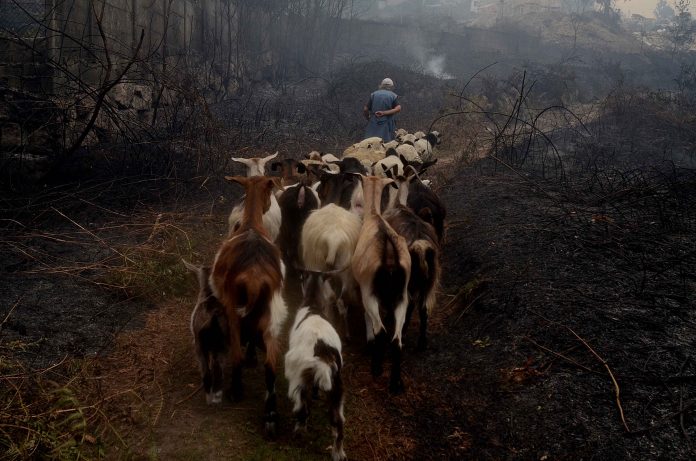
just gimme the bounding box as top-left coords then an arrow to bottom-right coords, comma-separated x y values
210,175 -> 288,435
351,176 -> 411,394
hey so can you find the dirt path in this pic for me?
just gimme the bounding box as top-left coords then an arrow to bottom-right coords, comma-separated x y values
3,157 -> 694,460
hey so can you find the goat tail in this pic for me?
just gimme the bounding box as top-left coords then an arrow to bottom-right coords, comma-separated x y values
409,239 -> 434,281
325,237 -> 339,268
215,269 -> 271,321
410,239 -> 440,315
313,358 -> 337,392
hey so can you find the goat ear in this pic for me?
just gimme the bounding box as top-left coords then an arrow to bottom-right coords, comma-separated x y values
231,157 -> 252,166
391,164 -> 399,177
297,186 -> 306,208
268,177 -> 282,191
261,151 -> 279,164
418,207 -> 434,223
381,177 -> 397,189
225,175 -> 248,186
399,154 -> 409,165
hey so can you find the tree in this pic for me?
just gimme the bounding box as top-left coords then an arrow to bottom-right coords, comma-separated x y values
668,0 -> 696,56
655,0 -> 675,20
595,0 -> 621,23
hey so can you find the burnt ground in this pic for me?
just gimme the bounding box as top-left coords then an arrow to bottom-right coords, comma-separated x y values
2,153 -> 696,459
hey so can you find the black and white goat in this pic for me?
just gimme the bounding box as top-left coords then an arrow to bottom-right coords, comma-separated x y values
182,259 -> 228,404
285,272 -> 346,461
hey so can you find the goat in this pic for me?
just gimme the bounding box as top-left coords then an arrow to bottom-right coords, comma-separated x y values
182,259 -> 229,405
231,152 -> 278,177
270,158 -> 307,187
277,183 -> 321,270
226,179 -> 282,241
285,272 -> 346,461
315,171 -> 364,215
406,169 -> 446,244
383,178 -> 441,351
210,175 -> 288,436
301,203 -> 362,340
227,152 -> 282,239
351,175 -> 411,394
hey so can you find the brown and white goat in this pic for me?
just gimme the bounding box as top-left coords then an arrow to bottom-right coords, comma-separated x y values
383,183 -> 441,351
182,259 -> 229,405
351,176 -> 411,394
226,152 -> 282,239
285,272 -> 346,461
210,175 -> 288,435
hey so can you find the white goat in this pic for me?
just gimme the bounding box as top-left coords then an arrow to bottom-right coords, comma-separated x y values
301,204 -> 361,340
285,272 -> 346,461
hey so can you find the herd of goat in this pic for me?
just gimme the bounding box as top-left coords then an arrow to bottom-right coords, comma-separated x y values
182,129 -> 446,460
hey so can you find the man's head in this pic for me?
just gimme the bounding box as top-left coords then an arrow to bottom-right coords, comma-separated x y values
379,78 -> 394,90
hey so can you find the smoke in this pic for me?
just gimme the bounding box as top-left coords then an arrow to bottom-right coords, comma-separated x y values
424,55 -> 454,80
404,35 -> 454,80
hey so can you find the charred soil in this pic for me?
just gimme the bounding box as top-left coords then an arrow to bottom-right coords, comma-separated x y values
2,152 -> 696,459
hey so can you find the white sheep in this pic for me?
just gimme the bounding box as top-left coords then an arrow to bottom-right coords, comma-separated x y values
394,143 -> 422,164
414,132 -> 441,162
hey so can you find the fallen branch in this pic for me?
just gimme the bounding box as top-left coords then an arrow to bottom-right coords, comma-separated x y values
523,336 -> 601,375
530,310 -> 631,432
566,325 -> 630,432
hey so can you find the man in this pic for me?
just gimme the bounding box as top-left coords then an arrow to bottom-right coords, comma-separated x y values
363,77 -> 401,142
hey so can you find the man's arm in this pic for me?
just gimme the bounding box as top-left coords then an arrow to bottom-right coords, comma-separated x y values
375,104 -> 401,118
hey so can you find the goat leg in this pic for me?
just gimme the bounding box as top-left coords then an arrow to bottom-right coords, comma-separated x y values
328,372 -> 346,461
263,332 -> 280,437
197,346 -> 215,404
371,330 -> 387,378
264,363 -> 278,437
417,301 -> 428,352
389,338 -> 405,395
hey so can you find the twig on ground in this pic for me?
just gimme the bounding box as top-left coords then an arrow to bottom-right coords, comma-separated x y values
523,336 -> 600,375
566,325 -> 630,432
1,295 -> 24,331
174,384 -> 202,405
530,310 -> 630,432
